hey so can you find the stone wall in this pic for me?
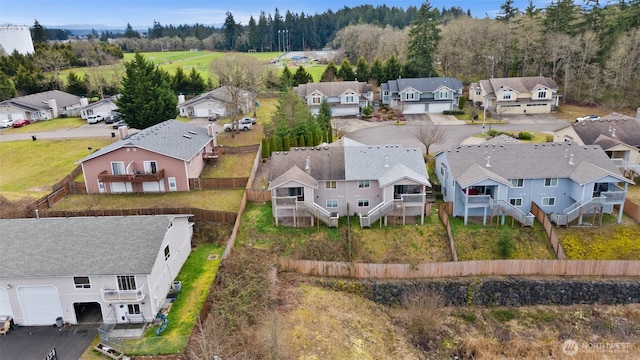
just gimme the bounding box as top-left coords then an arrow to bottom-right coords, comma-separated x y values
317,278 -> 640,307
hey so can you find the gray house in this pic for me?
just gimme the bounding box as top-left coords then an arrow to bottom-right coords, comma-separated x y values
380,77 -> 463,114
178,86 -> 252,118
0,215 -> 193,326
0,90 -> 83,121
468,76 -> 560,115
269,137 -> 431,228
435,143 -> 633,226
293,81 -> 373,117
80,95 -> 119,120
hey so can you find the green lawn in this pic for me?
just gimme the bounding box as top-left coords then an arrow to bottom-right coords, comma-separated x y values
0,138 -> 115,200
200,153 -> 255,178
50,190 -> 244,213
1,117 -> 87,133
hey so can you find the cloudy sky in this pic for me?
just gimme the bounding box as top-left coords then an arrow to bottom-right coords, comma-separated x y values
1,0 -> 563,28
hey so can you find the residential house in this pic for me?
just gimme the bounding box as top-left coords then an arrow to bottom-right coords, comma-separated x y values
77,120 -> 219,194
553,113 -> 640,179
435,143 -> 633,226
0,90 -> 83,121
178,86 -> 252,118
293,81 -> 373,117
0,215 -> 193,326
269,137 -> 431,228
80,95 -> 119,120
468,76 -> 560,115
379,77 -> 463,114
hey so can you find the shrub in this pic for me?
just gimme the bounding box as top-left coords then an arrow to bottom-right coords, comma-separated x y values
443,110 -> 465,115
545,134 -> 554,142
261,138 -> 269,159
517,131 -> 533,140
489,309 -> 517,322
497,230 -> 515,259
362,106 -> 373,117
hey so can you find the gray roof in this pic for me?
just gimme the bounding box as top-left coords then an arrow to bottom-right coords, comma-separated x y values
78,120 -> 213,163
440,143 -> 632,188
81,95 -> 119,111
0,215 -> 187,278
482,76 -> 558,95
179,86 -> 251,107
269,165 -> 319,190
572,113 -> 640,147
269,141 -> 430,187
294,81 -> 372,98
1,90 -> 82,110
383,77 -> 463,93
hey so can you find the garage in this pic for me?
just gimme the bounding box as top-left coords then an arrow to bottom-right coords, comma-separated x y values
195,108 -> 210,117
142,181 -> 164,192
428,102 -> 452,113
402,103 -> 427,114
0,287 -> 12,318
331,106 -> 358,117
17,286 -> 63,326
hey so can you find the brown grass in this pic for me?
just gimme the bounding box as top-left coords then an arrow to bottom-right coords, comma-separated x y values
553,103 -> 636,121
199,153 -> 255,178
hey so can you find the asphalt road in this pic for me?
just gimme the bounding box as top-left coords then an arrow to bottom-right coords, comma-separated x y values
0,324 -> 97,360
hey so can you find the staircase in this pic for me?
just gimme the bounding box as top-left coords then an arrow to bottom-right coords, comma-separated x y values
296,201 -> 339,227
550,197 -> 605,226
491,199 -> 535,226
359,200 -> 396,227
425,189 -> 436,203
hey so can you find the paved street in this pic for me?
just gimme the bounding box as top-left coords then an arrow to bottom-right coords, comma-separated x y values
0,324 -> 97,360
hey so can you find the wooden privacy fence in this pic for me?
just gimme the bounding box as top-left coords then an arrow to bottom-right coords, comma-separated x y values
220,144 -> 260,154
189,177 -> 249,190
31,184 -> 71,211
624,198 -> 640,223
278,258 -> 640,279
38,207 -> 237,223
246,189 -> 271,201
438,202 -> 457,261
52,165 -> 82,191
530,202 -> 566,260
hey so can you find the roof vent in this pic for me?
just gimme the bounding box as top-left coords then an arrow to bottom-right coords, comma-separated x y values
188,130 -> 197,135
569,154 -> 574,165
183,134 -> 192,139
564,149 -> 569,158
611,128 -> 616,137
305,156 -> 310,171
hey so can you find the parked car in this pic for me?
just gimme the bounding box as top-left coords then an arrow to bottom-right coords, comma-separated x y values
240,117 -> 257,124
87,115 -> 104,124
208,113 -> 220,121
112,120 -> 128,129
0,119 -> 14,128
223,118 -> 253,131
576,115 -> 600,122
104,113 -> 119,124
12,119 -> 30,128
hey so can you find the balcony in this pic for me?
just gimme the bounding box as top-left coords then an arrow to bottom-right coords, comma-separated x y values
597,184 -> 627,204
203,147 -> 222,161
98,169 -> 165,183
273,196 -> 300,208
101,285 -> 146,303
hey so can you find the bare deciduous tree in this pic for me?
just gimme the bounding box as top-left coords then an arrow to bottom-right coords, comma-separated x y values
414,125 -> 447,155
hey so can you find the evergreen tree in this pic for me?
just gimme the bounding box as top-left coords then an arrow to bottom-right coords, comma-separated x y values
186,68 -> 206,94
355,56 -> 369,82
223,11 -> 238,50
116,53 -> 178,129
284,135 -> 291,151
291,136 -> 298,148
326,127 -> 333,143
65,72 -> 87,96
384,55 -> 402,81
172,67 -> 188,94
298,134 -> 305,147
337,58 -> 356,80
274,136 -> 283,151
269,136 -> 276,156
124,23 -> 140,38
496,0 -> 519,22
0,72 -> 16,101
32,20 -> 47,44
292,65 -> 313,86
405,2 -> 441,77
261,138 -> 270,158
369,57 -> 385,86
320,61 -> 339,82
316,98 -> 332,131
247,16 -> 259,50
280,66 -> 293,90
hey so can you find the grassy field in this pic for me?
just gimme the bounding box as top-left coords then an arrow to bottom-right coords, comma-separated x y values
0,138 -> 116,200
50,190 -> 244,213
450,217 -> 556,260
0,117 -> 88,133
200,152 -> 255,178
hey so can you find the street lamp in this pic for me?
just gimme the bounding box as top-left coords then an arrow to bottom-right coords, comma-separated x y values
482,97 -> 487,135
277,30 -> 281,52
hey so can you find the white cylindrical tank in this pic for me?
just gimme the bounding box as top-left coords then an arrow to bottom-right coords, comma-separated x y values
47,99 -> 59,119
0,26 -> 35,55
178,94 -> 185,104
80,97 -> 89,106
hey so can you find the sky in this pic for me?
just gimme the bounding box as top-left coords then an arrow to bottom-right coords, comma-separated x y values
0,0 -> 560,29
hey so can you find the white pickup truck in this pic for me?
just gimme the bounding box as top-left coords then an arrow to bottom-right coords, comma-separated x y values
223,118 -> 253,131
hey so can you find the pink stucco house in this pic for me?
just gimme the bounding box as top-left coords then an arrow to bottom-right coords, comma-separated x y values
77,120 -> 218,194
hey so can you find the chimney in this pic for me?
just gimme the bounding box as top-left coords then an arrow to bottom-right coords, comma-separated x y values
569,154 -> 574,165
305,156 -> 310,173
47,99 -> 59,118
35,209 -> 39,219
178,94 -> 185,104
118,125 -> 129,139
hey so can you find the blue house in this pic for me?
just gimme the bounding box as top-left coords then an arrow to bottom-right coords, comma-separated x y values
379,77 -> 463,114
435,143 -> 633,226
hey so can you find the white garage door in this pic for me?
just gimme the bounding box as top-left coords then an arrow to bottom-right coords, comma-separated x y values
0,287 -> 13,318
142,181 -> 164,192
18,286 -> 63,326
195,108 -> 210,117
403,104 -> 426,114
331,107 -> 358,117
428,102 -> 452,113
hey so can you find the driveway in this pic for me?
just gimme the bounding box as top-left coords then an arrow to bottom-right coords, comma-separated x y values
0,324 -> 97,360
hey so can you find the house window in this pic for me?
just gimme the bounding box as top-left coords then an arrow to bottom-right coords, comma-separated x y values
435,90 -> 451,100
311,96 -> 321,104
144,161 -> 158,174
358,180 -> 370,189
475,90 -> 481,96
164,245 -> 170,260
403,92 -> 417,101
503,91 -> 512,100
117,275 -> 136,291
326,199 -> 338,208
345,95 -> 355,103
127,304 -> 141,315
440,164 -> 446,176
542,197 -> 556,206
544,178 -> 558,187
509,198 -> 523,207
358,199 -> 370,207
510,179 -> 524,188
325,181 -> 337,189
74,276 -> 91,289
111,161 -> 125,175
168,177 -> 177,191
537,90 -> 547,98
288,187 -> 303,197
98,182 -> 106,193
